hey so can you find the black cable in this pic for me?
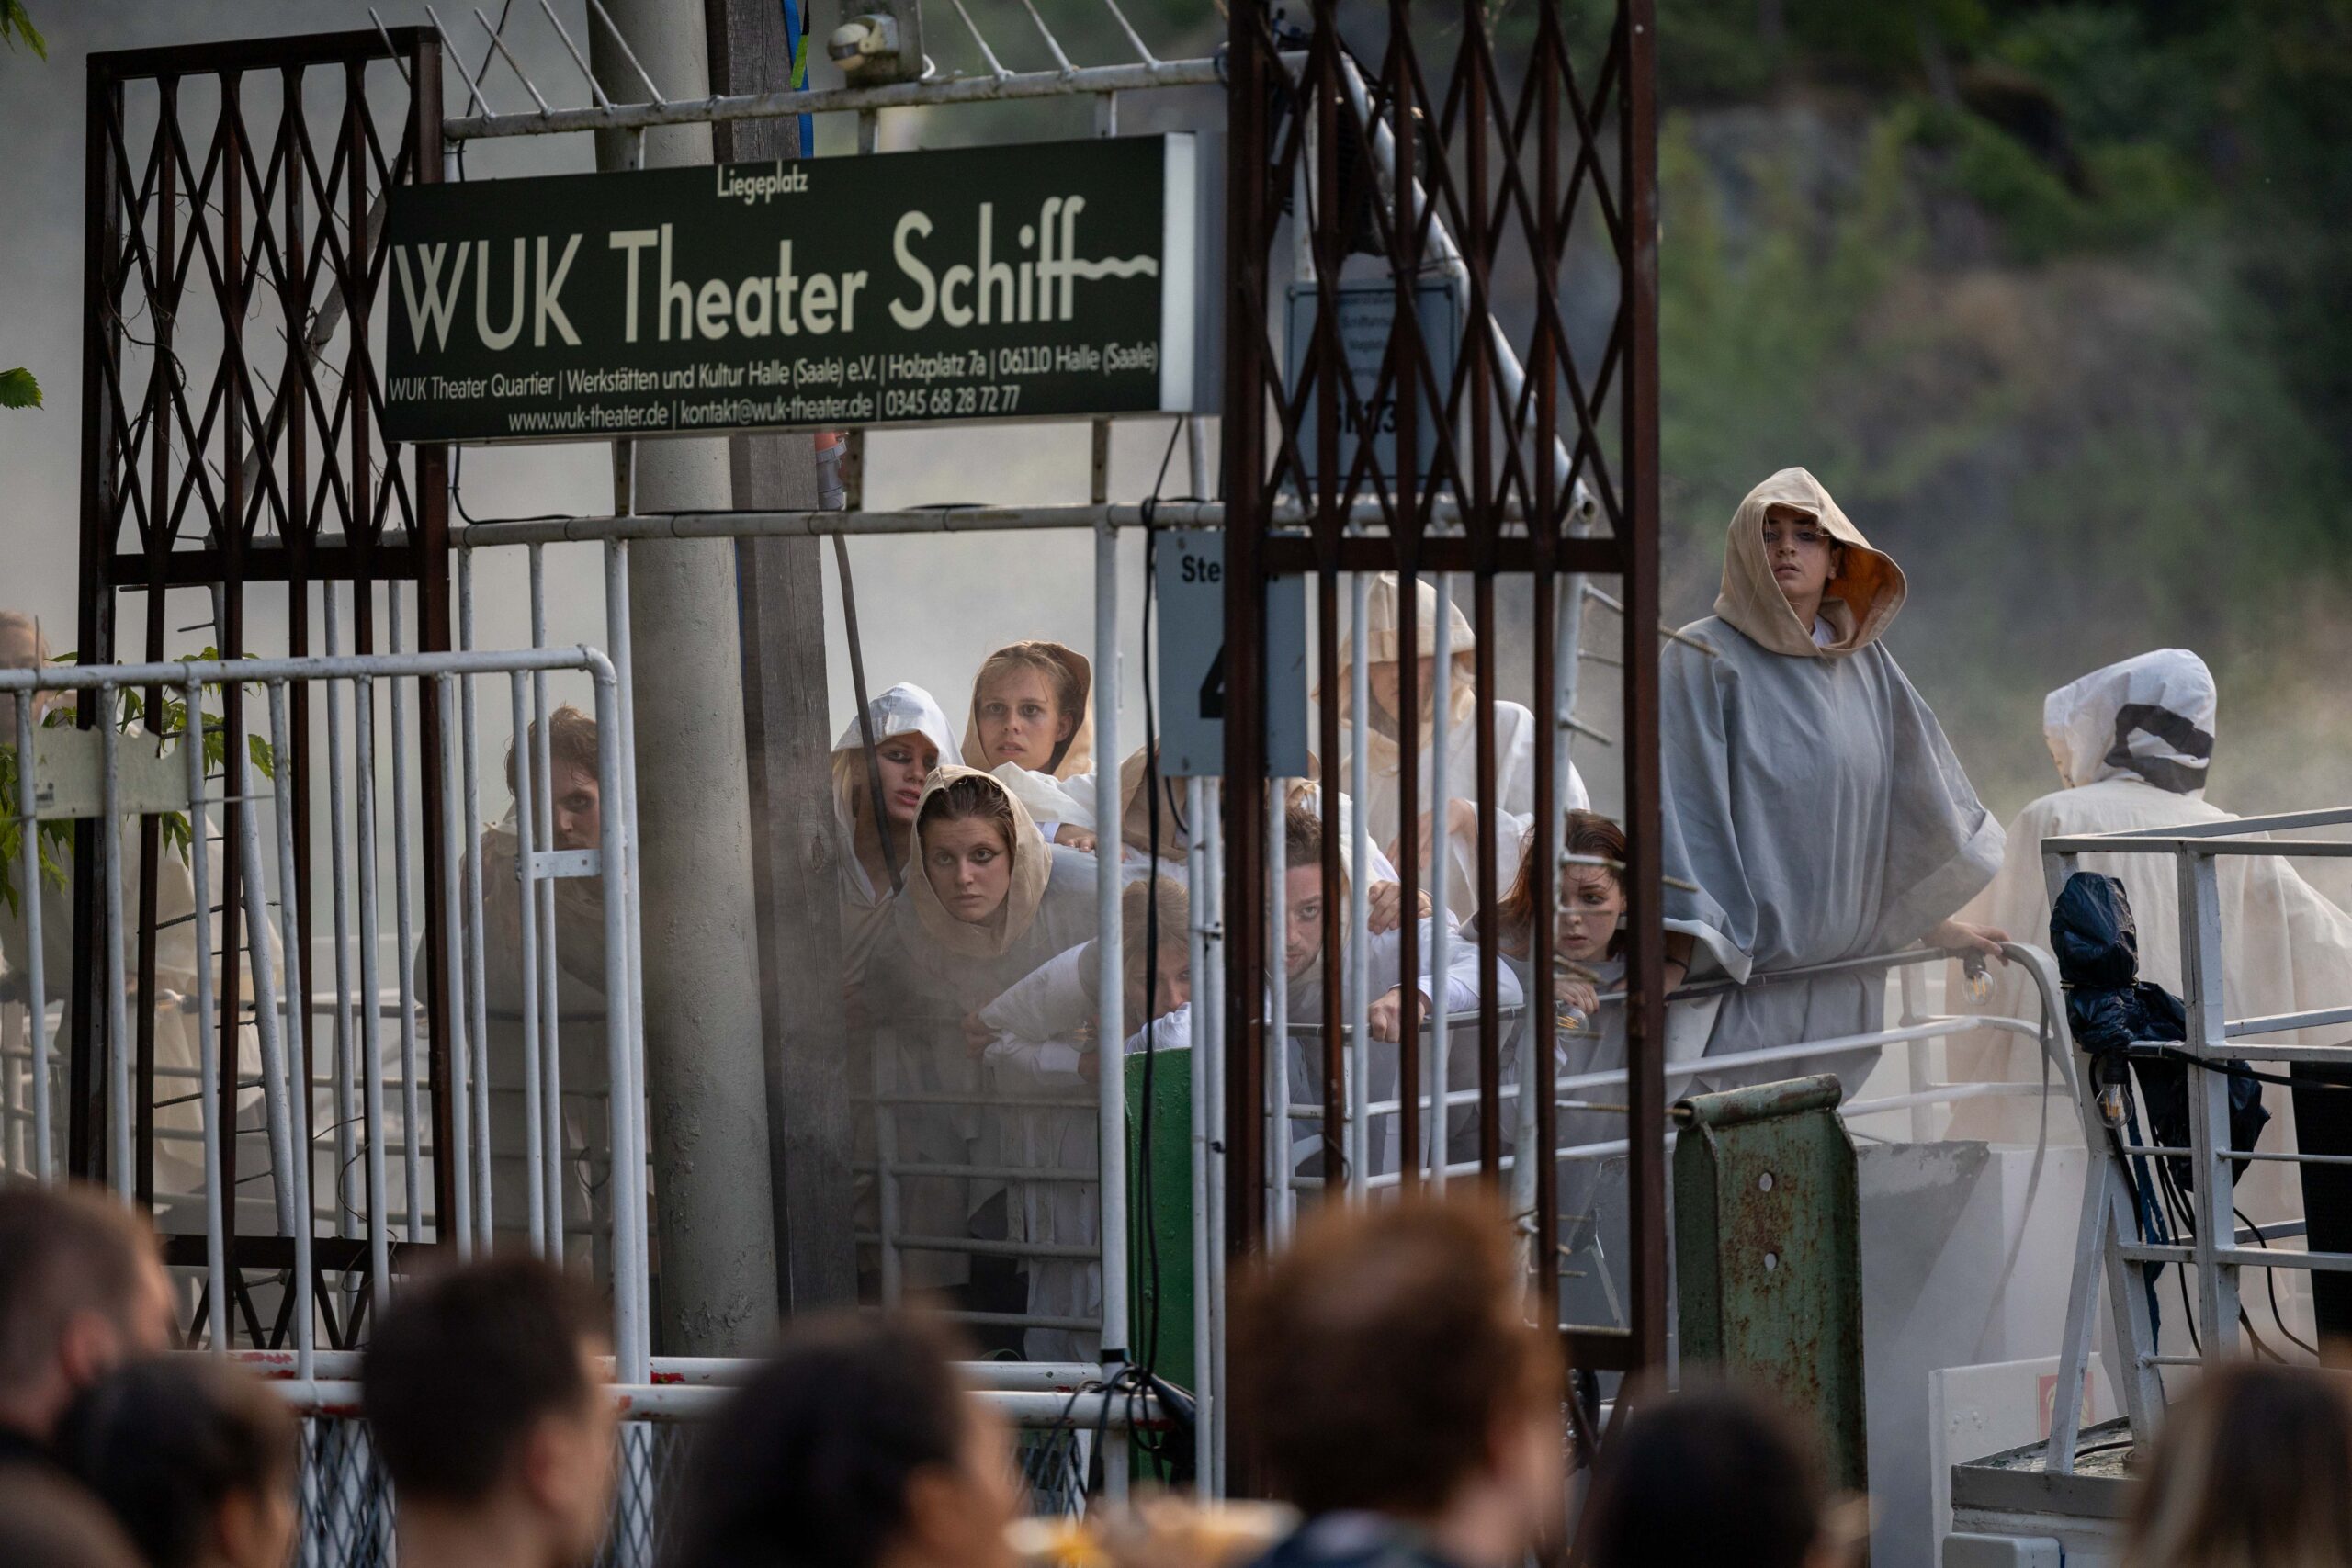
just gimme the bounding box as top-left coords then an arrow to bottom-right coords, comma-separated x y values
2148,1045 -> 2352,1093
2236,1201 -> 2320,1358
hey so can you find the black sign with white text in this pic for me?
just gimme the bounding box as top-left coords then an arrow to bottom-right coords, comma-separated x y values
382,134 -> 1200,444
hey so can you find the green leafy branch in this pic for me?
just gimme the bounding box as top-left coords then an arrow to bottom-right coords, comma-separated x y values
4,3 -> 44,416
0,0 -> 44,58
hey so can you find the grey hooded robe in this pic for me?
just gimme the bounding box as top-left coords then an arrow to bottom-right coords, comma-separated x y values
1661,468 -> 2003,1088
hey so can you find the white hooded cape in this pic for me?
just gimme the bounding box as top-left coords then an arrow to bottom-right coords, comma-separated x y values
1947,649 -> 2352,1227
831,682 -> 958,987
1335,573 -> 1590,919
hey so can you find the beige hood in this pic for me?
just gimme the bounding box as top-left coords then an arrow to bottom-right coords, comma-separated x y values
906,765 -> 1053,959
959,640 -> 1094,781
1714,468 -> 1906,659
1332,572 -> 1478,776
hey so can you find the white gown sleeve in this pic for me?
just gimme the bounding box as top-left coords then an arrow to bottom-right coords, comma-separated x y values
978,942 -> 1098,1042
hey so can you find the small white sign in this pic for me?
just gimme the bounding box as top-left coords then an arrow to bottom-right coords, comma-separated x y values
1153,529 -> 1308,779
1283,277 -> 1463,487
31,728 -> 190,821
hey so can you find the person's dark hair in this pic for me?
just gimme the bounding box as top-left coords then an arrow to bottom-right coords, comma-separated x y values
0,1183 -> 161,1391
1281,801 -> 1322,872
1232,1191 -> 1561,1517
1581,1382 -> 1827,1568
916,773 -> 1019,857
56,1356 -> 297,1568
2124,1361 -> 2352,1568
362,1257 -> 604,1507
1496,810 -> 1627,956
667,1313 -> 974,1568
0,1470 -> 144,1568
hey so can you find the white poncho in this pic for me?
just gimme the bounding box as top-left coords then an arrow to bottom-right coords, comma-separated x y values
1947,649 -> 2352,1225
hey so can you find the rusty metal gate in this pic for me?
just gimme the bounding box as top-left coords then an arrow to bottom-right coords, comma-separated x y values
75,28 -> 448,1339
1217,0 -> 1668,1380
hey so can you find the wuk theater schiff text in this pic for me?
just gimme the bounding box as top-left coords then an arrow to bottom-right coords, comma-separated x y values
381,133 -> 1199,444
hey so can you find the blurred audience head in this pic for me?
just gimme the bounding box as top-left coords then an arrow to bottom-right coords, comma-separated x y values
1233,1192 -> 1565,1568
363,1257 -> 616,1568
1580,1381 -> 1852,1568
2124,1361 -> 2352,1568
0,1182 -> 174,1445
57,1356 -> 298,1568
0,1468 -> 143,1568
668,1312 -> 1019,1568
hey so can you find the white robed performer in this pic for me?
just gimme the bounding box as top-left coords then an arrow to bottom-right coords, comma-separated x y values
1335,574 -> 1589,920
831,683 -> 957,984
977,875 -> 1191,1361
1948,649 -> 2352,1234
1659,468 -> 2007,1090
867,768 -> 1101,1296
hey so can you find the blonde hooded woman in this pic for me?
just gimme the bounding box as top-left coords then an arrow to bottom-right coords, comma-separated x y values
1660,468 -> 2007,1089
868,767 -> 1103,1301
958,641 -> 1102,850
1337,573 -> 1589,920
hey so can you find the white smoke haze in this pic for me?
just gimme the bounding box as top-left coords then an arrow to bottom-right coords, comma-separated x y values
6,14 -> 2341,1568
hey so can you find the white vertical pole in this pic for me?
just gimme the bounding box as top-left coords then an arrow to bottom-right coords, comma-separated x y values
233,715 -> 298,1236
99,704 -> 130,1195
1346,576 -> 1372,1198
1429,575 -> 1453,1189
266,681 -> 316,1371
458,555 -> 494,1239
17,691 -> 50,1180
508,672 -> 548,1256
527,547 -> 565,1261
181,673 -> 227,1349
1200,781 -> 1227,1495
387,596 -> 424,1241
2178,848 -> 2239,1356
592,665 -> 648,1381
1092,516 -> 1129,1364
433,674 -> 474,1258
354,676 -> 390,1316
1184,774 -> 1212,1484
1268,782 -> 1290,1241
322,591 -> 358,1238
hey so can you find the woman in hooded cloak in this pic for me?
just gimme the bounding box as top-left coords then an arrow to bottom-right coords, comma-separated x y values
1660,468 -> 2007,1088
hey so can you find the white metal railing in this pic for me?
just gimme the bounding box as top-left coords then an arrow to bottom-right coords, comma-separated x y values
1,644 -> 651,1382
2042,806 -> 2352,1469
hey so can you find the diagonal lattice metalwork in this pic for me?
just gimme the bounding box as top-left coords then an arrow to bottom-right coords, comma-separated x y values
79,28 -> 457,1338
1219,0 -> 1668,1383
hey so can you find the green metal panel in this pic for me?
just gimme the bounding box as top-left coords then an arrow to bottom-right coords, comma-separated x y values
1673,1073 -> 1868,1490
1125,1048 -> 1195,1393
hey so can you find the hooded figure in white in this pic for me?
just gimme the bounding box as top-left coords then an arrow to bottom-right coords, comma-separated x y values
974,875 -> 1192,1362
831,682 -> 958,987
1336,573 -> 1589,920
868,766 -> 1102,1294
1661,468 -> 2006,1089
1947,650 -> 2352,1226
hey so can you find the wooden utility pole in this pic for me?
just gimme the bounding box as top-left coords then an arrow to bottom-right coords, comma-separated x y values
705,0 -> 861,1313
